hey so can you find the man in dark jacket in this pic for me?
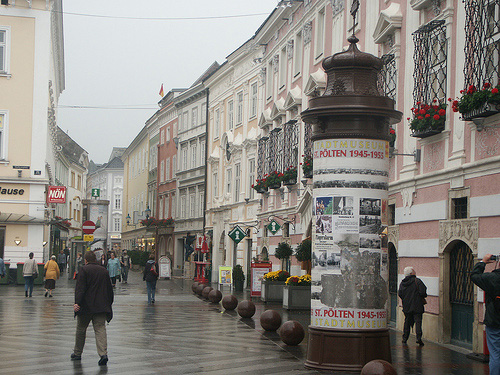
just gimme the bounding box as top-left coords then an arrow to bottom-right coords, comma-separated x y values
143,254 -> 159,305
398,266 -> 427,346
471,254 -> 500,375
71,251 -> 114,366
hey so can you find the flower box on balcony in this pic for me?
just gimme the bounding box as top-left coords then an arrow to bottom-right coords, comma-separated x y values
255,186 -> 268,194
267,182 -> 281,189
261,280 -> 286,302
462,103 -> 500,121
283,285 -> 311,310
282,178 -> 297,186
411,123 -> 445,139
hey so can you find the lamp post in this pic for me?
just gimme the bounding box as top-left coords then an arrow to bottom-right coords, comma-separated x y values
300,7 -> 402,371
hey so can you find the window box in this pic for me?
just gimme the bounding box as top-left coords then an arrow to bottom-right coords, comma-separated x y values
462,103 -> 500,122
255,186 -> 268,194
261,280 -> 286,302
411,123 -> 445,139
283,285 -> 311,310
283,178 -> 297,186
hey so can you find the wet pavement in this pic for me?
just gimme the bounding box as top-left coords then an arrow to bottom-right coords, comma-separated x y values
0,270 -> 491,374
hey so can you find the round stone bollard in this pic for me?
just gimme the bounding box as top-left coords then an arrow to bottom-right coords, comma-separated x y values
208,289 -> 223,303
192,282 -> 199,293
202,286 -> 213,299
196,284 -> 206,296
237,300 -> 256,318
260,309 -> 282,331
279,320 -> 305,346
222,295 -> 238,310
361,360 -> 397,375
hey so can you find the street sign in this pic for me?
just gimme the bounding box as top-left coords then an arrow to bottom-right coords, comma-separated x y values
82,220 -> 96,234
228,225 -> 246,244
47,186 -> 66,204
267,219 -> 281,235
83,234 -> 94,242
91,188 -> 100,198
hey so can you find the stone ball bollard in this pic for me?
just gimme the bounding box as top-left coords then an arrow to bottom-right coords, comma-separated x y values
202,286 -> 213,299
191,282 -> 199,293
279,320 -> 305,346
361,360 -> 397,375
208,289 -> 223,303
260,309 -> 282,331
222,295 -> 238,310
196,284 -> 206,295
237,300 -> 256,318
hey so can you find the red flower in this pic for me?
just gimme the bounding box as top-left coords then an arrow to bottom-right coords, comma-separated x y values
418,116 -> 423,120
390,128 -> 395,134
419,109 -> 426,115
493,88 -> 499,94
484,82 -> 491,89
407,117 -> 410,121
439,109 -> 446,116
448,98 -> 452,102
433,114 -> 440,120
425,114 -> 430,118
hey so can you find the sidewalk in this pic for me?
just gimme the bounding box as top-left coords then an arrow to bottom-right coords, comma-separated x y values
0,269 -> 490,374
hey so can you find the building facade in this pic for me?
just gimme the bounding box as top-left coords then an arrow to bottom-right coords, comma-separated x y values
0,0 -> 64,263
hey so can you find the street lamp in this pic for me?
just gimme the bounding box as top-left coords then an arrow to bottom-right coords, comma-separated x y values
145,206 -> 151,219
126,213 -> 131,225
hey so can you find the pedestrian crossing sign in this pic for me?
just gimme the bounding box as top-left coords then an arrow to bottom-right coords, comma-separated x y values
228,225 -> 246,244
267,220 -> 281,235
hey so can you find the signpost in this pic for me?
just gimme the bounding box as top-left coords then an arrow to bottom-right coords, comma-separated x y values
228,225 -> 246,244
82,221 -> 96,235
47,186 -> 67,204
267,220 -> 281,235
91,188 -> 100,198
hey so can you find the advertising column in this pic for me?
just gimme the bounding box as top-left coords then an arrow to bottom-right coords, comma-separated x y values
301,34 -> 401,371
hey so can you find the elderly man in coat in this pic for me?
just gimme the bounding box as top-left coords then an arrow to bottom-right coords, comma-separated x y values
71,251 -> 114,366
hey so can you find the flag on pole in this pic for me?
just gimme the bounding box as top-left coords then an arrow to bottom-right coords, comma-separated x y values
159,84 -> 164,97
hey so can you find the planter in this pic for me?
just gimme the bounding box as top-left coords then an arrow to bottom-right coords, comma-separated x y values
283,285 -> 311,310
261,280 -> 286,302
462,102 -> 500,121
411,123 -> 445,139
267,182 -> 281,189
304,170 -> 313,179
255,186 -> 268,194
283,178 -> 297,186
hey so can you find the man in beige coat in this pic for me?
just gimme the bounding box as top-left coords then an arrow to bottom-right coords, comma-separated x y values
22,252 -> 38,297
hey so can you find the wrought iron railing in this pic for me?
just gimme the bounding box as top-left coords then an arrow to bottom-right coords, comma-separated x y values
269,128 -> 283,173
257,137 -> 269,180
283,120 -> 299,171
378,53 -> 397,101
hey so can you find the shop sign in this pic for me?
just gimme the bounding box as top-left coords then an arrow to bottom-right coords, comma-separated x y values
47,186 -> 66,203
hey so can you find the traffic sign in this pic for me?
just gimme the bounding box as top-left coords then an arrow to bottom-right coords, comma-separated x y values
83,234 -> 94,242
91,188 -> 100,198
228,225 -> 246,244
267,219 -> 281,235
82,220 -> 96,234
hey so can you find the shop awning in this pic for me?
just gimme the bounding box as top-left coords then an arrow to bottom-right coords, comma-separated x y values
0,212 -> 45,224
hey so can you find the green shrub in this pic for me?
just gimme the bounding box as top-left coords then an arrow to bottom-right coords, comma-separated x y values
295,238 -> 312,262
129,250 -> 150,267
233,264 -> 245,281
275,242 -> 293,260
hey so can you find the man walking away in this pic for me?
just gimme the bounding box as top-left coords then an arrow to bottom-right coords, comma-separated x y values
72,251 -> 114,366
471,254 -> 500,375
57,250 -> 67,273
143,254 -> 159,304
23,252 -> 38,297
398,266 -> 427,346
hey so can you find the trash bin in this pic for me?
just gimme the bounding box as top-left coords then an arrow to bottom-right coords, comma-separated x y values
0,262 -> 9,285
16,262 -> 24,285
34,263 -> 44,285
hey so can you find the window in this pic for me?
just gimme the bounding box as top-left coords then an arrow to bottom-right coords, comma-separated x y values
166,127 -> 170,142
77,175 -> 82,190
226,169 -> 232,194
159,197 -> 164,219
213,172 -> 218,197
180,194 -> 186,218
215,109 -> 220,139
388,204 -> 396,226
183,111 -> 188,131
172,155 -> 176,176
190,192 -> 196,217
228,100 -> 234,130
279,48 -> 286,89
315,8 -> 325,59
191,142 -> 197,169
171,194 -> 176,218
182,145 -> 188,170
201,103 -> 207,124
192,107 -> 198,128
249,159 -> 255,200
200,139 -> 206,166
235,163 -> 241,201
71,172 -> 75,187
166,158 -> 170,180
454,199 -> 468,219
0,112 -> 7,159
165,195 -> 170,218
199,190 -> 204,216
114,218 -> 121,232
0,28 -> 9,74
160,129 -> 164,145
413,20 -> 447,106
160,160 -> 165,181
293,32 -> 303,77
236,92 -> 243,125
267,61 -> 273,100
250,83 -> 258,118
378,54 -> 397,102
114,194 -> 121,210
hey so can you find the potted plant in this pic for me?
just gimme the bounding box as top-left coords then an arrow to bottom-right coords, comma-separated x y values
252,178 -> 268,194
301,155 -> 313,178
265,171 -> 283,189
233,264 -> 245,292
283,274 -> 311,310
282,166 -> 298,186
408,101 -> 446,138
453,82 -> 500,121
261,269 -> 290,302
275,242 -> 293,273
389,127 -> 396,148
295,238 -> 311,275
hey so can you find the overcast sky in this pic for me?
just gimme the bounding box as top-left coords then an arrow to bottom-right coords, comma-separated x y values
58,1 -> 278,164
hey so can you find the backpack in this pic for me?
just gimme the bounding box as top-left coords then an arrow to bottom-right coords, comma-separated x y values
150,263 -> 158,277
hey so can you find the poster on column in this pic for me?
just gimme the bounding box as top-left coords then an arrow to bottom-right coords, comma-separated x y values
311,138 -> 389,331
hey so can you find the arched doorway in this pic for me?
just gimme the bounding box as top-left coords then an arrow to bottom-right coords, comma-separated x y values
159,236 -> 166,257
450,241 -> 474,347
388,242 -> 398,323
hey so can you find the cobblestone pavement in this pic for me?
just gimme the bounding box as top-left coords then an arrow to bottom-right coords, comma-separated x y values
0,270 -> 491,374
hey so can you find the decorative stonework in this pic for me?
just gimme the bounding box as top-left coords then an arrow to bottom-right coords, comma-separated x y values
259,67 -> 267,85
388,225 -> 399,247
385,34 -> 394,49
304,0 -> 312,9
401,186 -> 415,216
273,55 -> 279,73
330,0 -> 344,17
439,218 -> 478,254
432,0 -> 441,16
304,22 -> 313,44
476,127 -> 500,159
287,40 -> 294,60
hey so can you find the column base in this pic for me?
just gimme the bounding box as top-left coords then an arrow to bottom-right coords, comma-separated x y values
305,326 -> 392,372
